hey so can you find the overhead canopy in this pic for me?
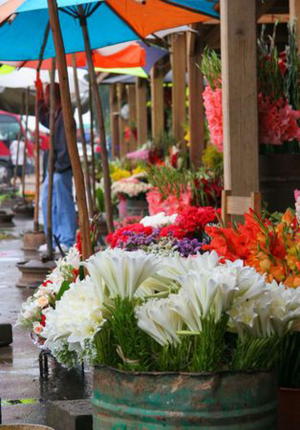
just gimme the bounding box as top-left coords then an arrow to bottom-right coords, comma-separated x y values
0,0 -> 219,61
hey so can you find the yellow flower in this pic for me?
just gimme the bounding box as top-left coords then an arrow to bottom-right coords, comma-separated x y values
133,166 -> 146,176
111,169 -> 131,182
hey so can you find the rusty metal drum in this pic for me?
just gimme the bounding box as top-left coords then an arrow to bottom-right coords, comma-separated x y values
93,366 -> 278,429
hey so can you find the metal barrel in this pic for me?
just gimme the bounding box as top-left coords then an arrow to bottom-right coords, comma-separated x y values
93,366 -> 278,430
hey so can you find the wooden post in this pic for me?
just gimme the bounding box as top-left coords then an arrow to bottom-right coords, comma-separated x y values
72,54 -> 94,218
117,83 -> 127,158
34,75 -> 41,232
128,85 -> 137,152
170,33 -> 187,149
187,24 -> 205,170
13,90 -> 25,188
220,0 -> 259,195
22,88 -> 30,198
290,0 -> 300,51
150,64 -> 164,143
34,23 -> 50,232
89,81 -> 96,207
78,5 -> 114,233
109,83 -> 119,158
47,0 -> 92,260
46,58 -> 55,259
136,78 -> 148,145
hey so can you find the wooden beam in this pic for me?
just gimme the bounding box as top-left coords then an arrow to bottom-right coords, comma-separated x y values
221,0 -> 259,195
187,23 -> 205,170
136,77 -> 148,145
109,83 -> 119,158
127,85 -> 137,152
290,0 -> 300,51
150,64 -> 164,142
47,0 -> 92,259
170,32 -> 187,149
117,83 -> 127,158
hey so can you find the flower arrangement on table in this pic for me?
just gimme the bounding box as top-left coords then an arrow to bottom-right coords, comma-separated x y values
205,209 -> 300,288
17,245 -> 82,345
201,23 -> 300,153
33,247 -> 300,384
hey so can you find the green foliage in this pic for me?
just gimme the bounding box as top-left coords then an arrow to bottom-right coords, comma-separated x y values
202,145 -> 223,175
201,47 -> 222,90
95,187 -> 105,213
56,281 -> 71,301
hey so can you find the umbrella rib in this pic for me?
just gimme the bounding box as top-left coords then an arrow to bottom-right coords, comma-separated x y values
85,1 -> 103,19
59,7 -> 78,18
159,0 -> 220,19
37,21 -> 51,70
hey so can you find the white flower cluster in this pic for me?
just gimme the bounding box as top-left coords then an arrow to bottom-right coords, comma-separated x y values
140,212 -> 178,228
135,257 -> 300,347
111,179 -> 151,199
42,249 -> 161,353
295,193 -> 300,223
24,249 -> 300,366
17,245 -> 81,337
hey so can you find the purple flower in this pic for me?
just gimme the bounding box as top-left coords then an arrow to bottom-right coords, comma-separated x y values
172,237 -> 206,257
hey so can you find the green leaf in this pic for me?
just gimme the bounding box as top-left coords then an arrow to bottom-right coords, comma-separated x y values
56,281 -> 71,301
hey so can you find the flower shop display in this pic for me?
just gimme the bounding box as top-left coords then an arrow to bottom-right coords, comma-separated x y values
106,206 -> 218,254
112,177 -> 151,218
205,209 -> 300,288
295,189 -> 300,222
201,24 -> 300,212
28,246 -> 300,428
147,166 -> 222,215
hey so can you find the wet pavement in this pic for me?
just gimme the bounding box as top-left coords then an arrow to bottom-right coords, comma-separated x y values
0,216 -> 92,426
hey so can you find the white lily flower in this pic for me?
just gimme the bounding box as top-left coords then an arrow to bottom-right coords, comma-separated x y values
135,298 -> 183,346
84,249 -> 161,299
158,251 -> 220,281
169,289 -> 200,332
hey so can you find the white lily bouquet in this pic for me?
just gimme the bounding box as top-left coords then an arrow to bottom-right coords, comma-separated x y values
39,249 -> 300,372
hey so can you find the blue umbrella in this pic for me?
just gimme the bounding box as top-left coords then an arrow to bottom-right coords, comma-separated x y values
0,0 -> 219,61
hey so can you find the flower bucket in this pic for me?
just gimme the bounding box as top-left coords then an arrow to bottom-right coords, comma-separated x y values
279,388 -> 300,430
118,199 -> 128,219
93,366 -> 278,430
126,199 -> 149,217
260,154 -> 300,213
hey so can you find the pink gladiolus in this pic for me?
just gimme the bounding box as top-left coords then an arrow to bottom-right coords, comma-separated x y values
147,188 -> 192,216
126,149 -> 149,161
203,84 -> 223,152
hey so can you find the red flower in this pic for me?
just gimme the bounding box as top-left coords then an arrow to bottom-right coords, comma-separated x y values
42,279 -> 52,287
41,314 -> 46,327
107,224 -> 154,248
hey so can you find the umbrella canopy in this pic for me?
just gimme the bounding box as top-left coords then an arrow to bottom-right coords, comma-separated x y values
96,41 -> 167,78
0,41 -> 146,70
0,0 -> 219,61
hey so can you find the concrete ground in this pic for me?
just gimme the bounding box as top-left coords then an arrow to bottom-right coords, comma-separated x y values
0,215 -> 92,426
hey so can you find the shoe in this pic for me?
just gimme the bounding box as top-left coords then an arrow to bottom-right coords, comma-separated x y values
38,243 -> 48,253
55,244 -> 70,254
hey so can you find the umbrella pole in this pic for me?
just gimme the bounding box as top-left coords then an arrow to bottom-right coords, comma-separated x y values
22,88 -> 30,198
34,72 -> 41,232
78,6 -> 114,233
46,58 -> 56,260
13,90 -> 25,189
72,54 -> 94,218
89,81 -> 96,210
47,0 -> 92,260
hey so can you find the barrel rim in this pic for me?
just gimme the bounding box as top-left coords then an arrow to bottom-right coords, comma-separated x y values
94,364 -> 274,378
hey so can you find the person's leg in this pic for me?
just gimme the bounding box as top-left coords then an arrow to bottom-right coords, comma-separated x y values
42,173 -> 58,242
42,174 -> 49,233
53,170 -> 77,248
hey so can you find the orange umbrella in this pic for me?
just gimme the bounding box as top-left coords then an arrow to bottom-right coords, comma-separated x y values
1,42 -> 146,70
